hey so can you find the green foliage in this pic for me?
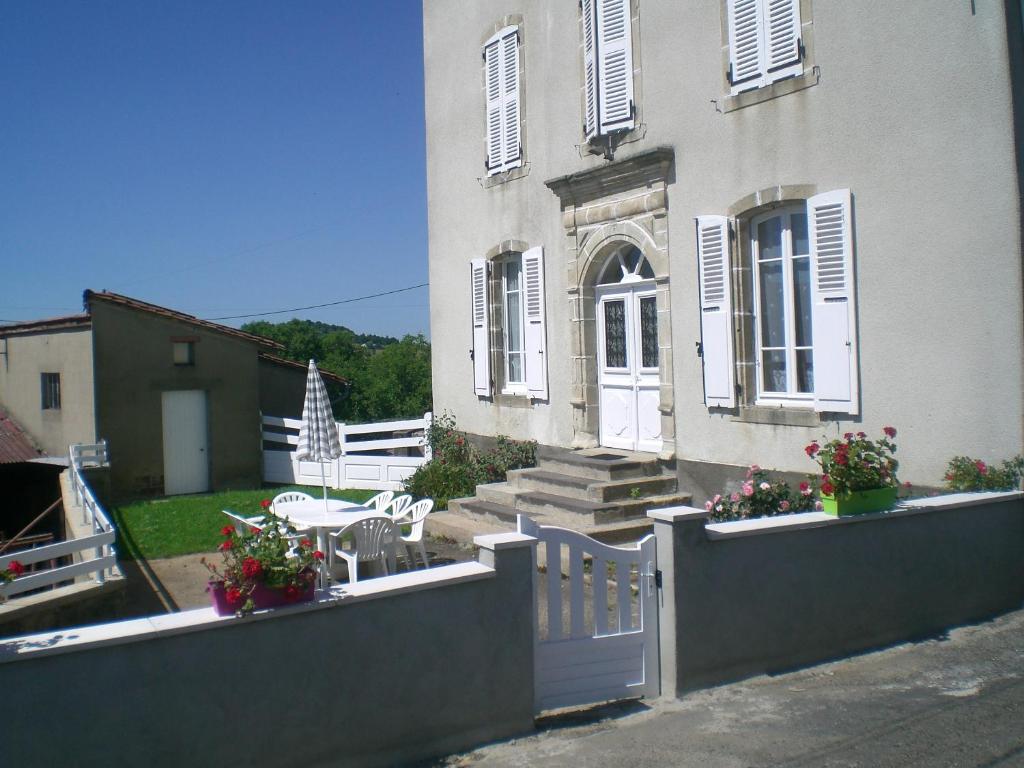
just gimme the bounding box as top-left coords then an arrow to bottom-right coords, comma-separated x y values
943,455 -> 1024,492
707,466 -> 819,522
404,412 -> 537,509
806,427 -> 899,497
242,319 -> 432,421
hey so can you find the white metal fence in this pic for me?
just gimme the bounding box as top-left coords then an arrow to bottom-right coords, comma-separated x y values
0,441 -> 119,600
262,412 -> 432,491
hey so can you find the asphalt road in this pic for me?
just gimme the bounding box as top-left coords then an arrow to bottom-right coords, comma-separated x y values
439,609 -> 1024,767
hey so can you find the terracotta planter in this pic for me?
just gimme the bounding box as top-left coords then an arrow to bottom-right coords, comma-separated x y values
821,486 -> 898,517
208,575 -> 315,616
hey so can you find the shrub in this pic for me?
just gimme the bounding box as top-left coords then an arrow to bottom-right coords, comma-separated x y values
405,412 -> 537,509
943,455 -> 1024,492
805,427 -> 899,497
706,466 -> 819,522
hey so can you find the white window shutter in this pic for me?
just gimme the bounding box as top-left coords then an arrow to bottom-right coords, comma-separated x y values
501,30 -> 522,170
471,259 -> 492,396
582,0 -> 599,140
727,0 -> 764,89
765,0 -> 801,73
596,0 -> 634,133
696,216 -> 736,408
484,40 -> 504,175
808,189 -> 859,415
522,246 -> 548,400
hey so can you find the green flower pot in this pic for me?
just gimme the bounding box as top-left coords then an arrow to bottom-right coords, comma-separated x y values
820,486 -> 898,517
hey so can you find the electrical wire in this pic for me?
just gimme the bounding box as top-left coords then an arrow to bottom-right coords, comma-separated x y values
203,282 -> 429,321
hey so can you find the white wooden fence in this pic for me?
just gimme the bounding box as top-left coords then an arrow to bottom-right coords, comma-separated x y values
261,412 -> 432,491
0,441 -> 119,601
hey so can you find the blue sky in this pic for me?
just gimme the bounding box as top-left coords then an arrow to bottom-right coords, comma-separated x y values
0,1 -> 429,338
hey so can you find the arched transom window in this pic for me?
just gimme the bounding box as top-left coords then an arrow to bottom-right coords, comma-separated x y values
597,245 -> 655,285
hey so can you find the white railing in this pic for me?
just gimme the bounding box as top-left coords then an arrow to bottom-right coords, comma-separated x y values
0,441 -> 118,601
262,412 -> 432,491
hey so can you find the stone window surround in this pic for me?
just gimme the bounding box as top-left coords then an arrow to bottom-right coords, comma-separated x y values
725,184 -> 825,428
546,148 -> 676,460
480,16 -> 530,189
716,0 -> 818,114
577,0 -> 646,159
483,239 -> 536,407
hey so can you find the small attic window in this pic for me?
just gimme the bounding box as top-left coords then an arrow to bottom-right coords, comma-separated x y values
172,340 -> 196,366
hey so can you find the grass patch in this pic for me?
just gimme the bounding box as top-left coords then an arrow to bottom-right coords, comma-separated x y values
111,486 -> 377,561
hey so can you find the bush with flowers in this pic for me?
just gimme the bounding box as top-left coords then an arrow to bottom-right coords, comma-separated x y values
0,559 -> 25,595
943,455 -> 1024,492
202,504 -> 323,616
805,427 -> 899,498
706,466 -> 819,522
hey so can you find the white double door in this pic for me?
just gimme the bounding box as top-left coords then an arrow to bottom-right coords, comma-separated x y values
597,283 -> 662,453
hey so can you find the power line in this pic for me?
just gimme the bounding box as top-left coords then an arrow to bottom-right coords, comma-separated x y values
204,282 -> 430,321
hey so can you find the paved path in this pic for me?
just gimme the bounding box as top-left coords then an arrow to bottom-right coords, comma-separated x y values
439,609 -> 1024,768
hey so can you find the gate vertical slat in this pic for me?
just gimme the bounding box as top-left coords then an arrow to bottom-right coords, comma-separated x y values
616,557 -> 632,632
569,544 -> 585,638
546,541 -> 563,641
594,555 -> 608,635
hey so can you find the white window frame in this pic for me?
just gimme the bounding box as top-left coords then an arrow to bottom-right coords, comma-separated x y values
501,255 -> 527,394
484,25 -> 522,176
750,205 -> 813,406
727,0 -> 803,96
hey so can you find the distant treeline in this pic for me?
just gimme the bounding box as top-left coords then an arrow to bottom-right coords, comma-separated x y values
244,319 -> 431,423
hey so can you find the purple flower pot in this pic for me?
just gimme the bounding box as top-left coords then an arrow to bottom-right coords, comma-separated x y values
208,575 -> 315,616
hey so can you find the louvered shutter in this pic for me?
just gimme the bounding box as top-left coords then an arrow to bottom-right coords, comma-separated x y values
471,259 -> 491,396
727,0 -> 764,89
484,39 -> 504,175
582,0 -> 599,139
501,30 -> 521,170
808,190 -> 858,415
765,0 -> 801,72
696,216 -> 736,408
596,0 -> 634,134
522,246 -> 548,400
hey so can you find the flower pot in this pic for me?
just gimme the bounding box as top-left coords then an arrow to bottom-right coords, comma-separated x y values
208,577 -> 315,616
820,486 -> 898,517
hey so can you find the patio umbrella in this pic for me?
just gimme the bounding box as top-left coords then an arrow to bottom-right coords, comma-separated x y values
295,359 -> 342,512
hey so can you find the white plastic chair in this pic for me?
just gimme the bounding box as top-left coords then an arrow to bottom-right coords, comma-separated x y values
364,491 -> 395,513
398,499 -> 434,570
222,509 -> 265,535
271,491 -> 314,512
386,494 -> 414,521
328,516 -> 398,584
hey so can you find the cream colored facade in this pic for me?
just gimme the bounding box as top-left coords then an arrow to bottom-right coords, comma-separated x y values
424,0 -> 1024,489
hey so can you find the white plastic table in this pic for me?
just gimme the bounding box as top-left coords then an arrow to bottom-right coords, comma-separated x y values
273,499 -> 378,587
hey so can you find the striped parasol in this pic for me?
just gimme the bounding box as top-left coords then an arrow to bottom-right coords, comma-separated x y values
296,360 -> 342,506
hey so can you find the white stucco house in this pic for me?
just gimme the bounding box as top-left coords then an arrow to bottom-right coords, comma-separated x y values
423,0 -> 1024,499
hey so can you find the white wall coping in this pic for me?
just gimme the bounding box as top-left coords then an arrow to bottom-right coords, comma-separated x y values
474,532 -> 536,550
705,491 -> 1023,540
0,561 -> 494,664
647,506 -> 708,523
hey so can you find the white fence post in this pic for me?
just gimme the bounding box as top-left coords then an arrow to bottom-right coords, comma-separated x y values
423,411 -> 433,461
335,421 -> 347,490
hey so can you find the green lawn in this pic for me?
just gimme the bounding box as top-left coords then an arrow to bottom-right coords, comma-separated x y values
111,486 -> 377,561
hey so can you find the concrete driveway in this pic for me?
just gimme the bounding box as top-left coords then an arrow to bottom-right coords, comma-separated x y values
438,609 -> 1024,767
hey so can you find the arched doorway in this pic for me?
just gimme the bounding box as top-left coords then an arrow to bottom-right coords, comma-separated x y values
594,245 -> 662,452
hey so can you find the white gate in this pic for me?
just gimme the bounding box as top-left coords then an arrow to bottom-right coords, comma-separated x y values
519,515 -> 659,713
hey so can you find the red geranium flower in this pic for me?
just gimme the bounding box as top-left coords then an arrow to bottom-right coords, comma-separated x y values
241,557 -> 262,579
975,460 -> 988,475
300,539 -> 312,549
843,432 -> 854,440
805,442 -> 819,457
226,587 -> 243,604
260,499 -> 272,509
221,525 -> 234,537
312,550 -> 325,562
821,481 -> 835,496
883,426 -> 897,438
799,481 -> 809,492
218,540 -> 233,552
7,560 -> 25,576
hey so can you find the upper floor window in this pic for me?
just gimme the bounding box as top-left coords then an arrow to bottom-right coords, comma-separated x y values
172,340 -> 195,366
582,0 -> 635,140
727,0 -> 803,94
40,372 -> 61,410
484,26 -> 522,176
501,257 -> 527,391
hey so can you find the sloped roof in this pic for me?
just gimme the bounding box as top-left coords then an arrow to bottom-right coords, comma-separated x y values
0,314 -> 91,337
83,290 -> 284,351
259,352 -> 350,386
0,409 -> 45,464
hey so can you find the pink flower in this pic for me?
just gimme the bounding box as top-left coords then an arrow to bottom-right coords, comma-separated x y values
883,426 -> 897,438
742,483 -> 754,497
779,500 -> 790,512
712,494 -> 722,505
730,492 -> 741,503
814,501 -> 824,511
975,460 -> 988,475
759,482 -> 770,491
705,500 -> 713,511
843,432 -> 854,440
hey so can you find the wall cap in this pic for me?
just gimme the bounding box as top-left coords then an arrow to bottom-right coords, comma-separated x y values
647,506 -> 708,522
474,532 -> 537,550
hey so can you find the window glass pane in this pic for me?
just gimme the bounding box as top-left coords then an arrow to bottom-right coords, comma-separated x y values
639,296 -> 658,368
637,256 -> 654,279
792,256 -> 812,347
506,291 -> 522,353
758,260 -> 785,348
795,349 -> 814,393
791,212 -> 809,256
508,352 -> 524,384
505,260 -> 521,292
603,300 -> 627,368
761,350 -> 787,393
757,216 -> 782,261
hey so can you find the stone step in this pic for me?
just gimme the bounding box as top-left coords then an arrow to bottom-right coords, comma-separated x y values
446,497 -> 520,528
536,446 -> 666,482
507,467 -> 678,503
474,481 -> 526,508
513,490 -> 691,526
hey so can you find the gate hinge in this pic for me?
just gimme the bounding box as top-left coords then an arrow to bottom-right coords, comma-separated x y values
655,569 -> 663,588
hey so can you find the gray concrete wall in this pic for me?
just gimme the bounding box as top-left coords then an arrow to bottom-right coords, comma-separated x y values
424,0 -> 1024,485
90,300 -> 264,498
0,542 -> 536,767
651,493 -> 1024,696
0,326 -> 96,456
257,357 -> 311,420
